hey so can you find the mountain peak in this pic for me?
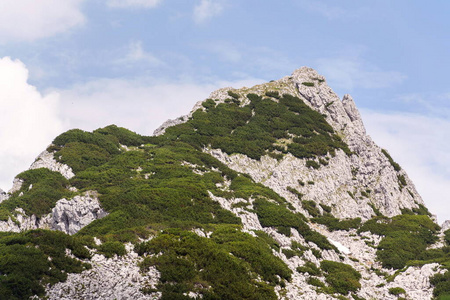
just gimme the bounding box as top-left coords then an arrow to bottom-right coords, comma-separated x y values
0,67 -> 447,300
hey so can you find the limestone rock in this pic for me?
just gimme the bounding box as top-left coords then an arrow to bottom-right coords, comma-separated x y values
0,191 -> 107,235
8,177 -> 24,194
153,115 -> 189,136
30,150 -> 75,179
0,188 -> 8,203
46,248 -> 161,300
204,67 -> 423,220
50,191 -> 108,235
442,220 -> 450,231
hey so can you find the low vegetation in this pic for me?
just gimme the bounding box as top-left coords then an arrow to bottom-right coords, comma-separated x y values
161,93 -> 351,160
358,214 -> 440,269
0,168 -> 71,217
136,226 -> 291,299
320,260 -> 361,295
0,230 -> 91,299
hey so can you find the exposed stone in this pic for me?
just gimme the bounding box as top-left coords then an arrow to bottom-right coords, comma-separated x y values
0,66 -> 442,299
153,115 -> 189,136
442,220 -> 450,231
46,247 -> 161,300
50,191 -> 108,235
8,177 -> 24,194
0,188 -> 8,203
0,191 -> 107,235
30,150 -> 75,179
204,67 -> 423,220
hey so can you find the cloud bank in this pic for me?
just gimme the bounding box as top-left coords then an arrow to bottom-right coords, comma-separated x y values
0,57 -> 63,190
0,0 -> 85,43
194,0 -> 224,23
362,110 -> 450,223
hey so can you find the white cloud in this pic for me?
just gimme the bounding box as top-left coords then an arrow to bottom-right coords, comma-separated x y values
317,57 -> 406,90
194,0 -> 224,24
0,58 -> 262,191
202,42 -> 293,76
396,93 -> 450,118
205,41 -> 242,63
116,41 -> 164,66
0,0 -> 85,43
361,109 -> 450,223
0,57 -> 63,191
55,77 -> 263,136
106,0 -> 162,9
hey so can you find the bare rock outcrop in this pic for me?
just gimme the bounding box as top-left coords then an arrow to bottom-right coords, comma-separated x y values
46,245 -> 161,300
0,191 -> 107,235
0,188 -> 8,203
203,67 -> 423,220
30,150 -> 75,179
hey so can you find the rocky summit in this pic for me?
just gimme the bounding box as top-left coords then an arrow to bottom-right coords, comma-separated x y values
0,67 -> 449,300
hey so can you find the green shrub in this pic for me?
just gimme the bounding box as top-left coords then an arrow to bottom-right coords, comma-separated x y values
287,186 -> 303,200
320,260 -> 361,295
381,149 -> 401,171
94,125 -> 150,146
227,90 -> 240,99
358,215 -> 440,269
253,199 -> 335,250
282,248 -> 298,259
162,93 -> 350,161
306,160 -> 320,169
136,228 -> 290,299
397,175 -> 407,189
265,91 -> 280,99
307,276 -> 325,288
0,168 -> 71,217
401,204 -> 431,216
368,203 -> 382,216
430,271 -> 450,299
302,200 -> 321,217
0,230 -> 91,299
388,287 -> 405,295
445,230 -> 450,245
320,203 -> 332,214
98,241 -> 127,258
297,261 -> 321,276
302,82 -> 315,87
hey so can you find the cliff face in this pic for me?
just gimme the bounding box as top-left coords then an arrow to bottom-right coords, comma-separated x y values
162,67 -> 424,220
0,67 -> 447,300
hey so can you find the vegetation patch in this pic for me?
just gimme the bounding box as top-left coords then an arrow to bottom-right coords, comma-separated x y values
301,200 -> 321,217
297,261 -> 321,276
388,287 -> 406,296
320,260 -> 361,295
136,226 -> 291,299
160,93 -> 350,161
381,149 -> 401,171
430,271 -> 450,300
358,215 -> 440,269
253,199 -> 336,251
0,168 -> 71,217
0,230 -> 91,299
312,216 -> 361,231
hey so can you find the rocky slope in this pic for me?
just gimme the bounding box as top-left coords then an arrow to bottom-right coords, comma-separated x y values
0,67 -> 449,300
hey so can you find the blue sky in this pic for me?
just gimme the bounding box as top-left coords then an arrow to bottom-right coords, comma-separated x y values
0,0 -> 449,222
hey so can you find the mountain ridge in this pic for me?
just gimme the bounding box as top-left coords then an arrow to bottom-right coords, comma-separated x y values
0,67 -> 449,300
